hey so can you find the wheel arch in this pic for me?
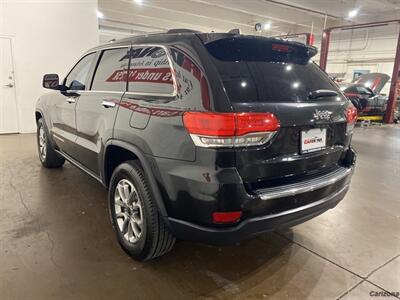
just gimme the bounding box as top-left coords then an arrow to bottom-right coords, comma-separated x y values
103,140 -> 168,218
35,111 -> 43,123
35,110 -> 60,150
35,109 -> 44,123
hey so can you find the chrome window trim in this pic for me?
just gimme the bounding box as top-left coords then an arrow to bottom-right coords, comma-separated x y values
92,45 -> 131,52
74,90 -> 125,95
124,91 -> 176,98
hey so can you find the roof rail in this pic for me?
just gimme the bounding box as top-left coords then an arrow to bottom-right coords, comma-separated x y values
166,29 -> 202,34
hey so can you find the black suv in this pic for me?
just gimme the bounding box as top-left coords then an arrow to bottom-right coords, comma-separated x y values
36,31 -> 356,261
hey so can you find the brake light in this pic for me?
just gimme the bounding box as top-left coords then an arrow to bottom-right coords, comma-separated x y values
212,211 -> 242,223
183,112 -> 280,148
272,44 -> 292,53
346,106 -> 358,134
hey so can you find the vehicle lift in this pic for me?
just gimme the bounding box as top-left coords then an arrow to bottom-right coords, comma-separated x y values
319,19 -> 400,124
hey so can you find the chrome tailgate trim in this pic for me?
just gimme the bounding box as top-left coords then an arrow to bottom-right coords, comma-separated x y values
256,166 -> 354,200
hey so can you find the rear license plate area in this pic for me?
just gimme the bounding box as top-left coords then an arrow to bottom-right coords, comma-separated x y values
301,128 -> 327,154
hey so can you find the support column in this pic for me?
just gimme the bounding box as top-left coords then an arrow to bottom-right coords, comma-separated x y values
319,29 -> 331,71
384,28 -> 400,123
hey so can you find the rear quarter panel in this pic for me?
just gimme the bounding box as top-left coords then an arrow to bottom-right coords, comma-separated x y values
113,38 -> 229,161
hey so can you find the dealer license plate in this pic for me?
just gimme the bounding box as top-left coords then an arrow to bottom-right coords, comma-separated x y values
301,128 -> 327,153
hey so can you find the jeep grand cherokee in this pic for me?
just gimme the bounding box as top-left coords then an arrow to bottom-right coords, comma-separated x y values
35,30 -> 356,261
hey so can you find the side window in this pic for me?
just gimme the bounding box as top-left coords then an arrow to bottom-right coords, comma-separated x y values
356,86 -> 371,95
345,86 -> 357,94
127,46 -> 175,95
64,53 -> 96,91
91,47 -> 129,92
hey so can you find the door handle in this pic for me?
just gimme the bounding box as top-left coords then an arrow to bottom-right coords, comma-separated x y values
102,100 -> 116,108
4,83 -> 14,88
66,97 -> 76,103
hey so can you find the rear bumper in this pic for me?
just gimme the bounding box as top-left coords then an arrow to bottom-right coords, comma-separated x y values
168,145 -> 356,244
168,181 -> 350,244
159,147 -> 356,244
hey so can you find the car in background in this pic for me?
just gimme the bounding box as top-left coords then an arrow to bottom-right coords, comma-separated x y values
339,73 -> 392,117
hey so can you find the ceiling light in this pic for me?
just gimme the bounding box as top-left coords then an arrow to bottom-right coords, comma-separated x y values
286,65 -> 293,71
241,81 -> 247,88
364,81 -> 371,88
263,22 -> 271,31
96,10 -> 104,19
348,9 -> 358,18
292,82 -> 300,89
134,0 -> 143,4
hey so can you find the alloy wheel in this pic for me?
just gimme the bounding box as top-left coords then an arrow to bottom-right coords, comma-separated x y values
38,126 -> 47,162
114,179 -> 143,243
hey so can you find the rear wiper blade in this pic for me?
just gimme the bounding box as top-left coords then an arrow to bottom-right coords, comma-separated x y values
308,89 -> 338,100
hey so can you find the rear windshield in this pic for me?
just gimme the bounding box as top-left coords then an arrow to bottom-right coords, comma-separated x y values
205,37 -> 340,103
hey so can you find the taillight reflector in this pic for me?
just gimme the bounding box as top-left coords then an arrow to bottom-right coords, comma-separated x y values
346,106 -> 358,135
346,107 -> 358,124
212,211 -> 242,223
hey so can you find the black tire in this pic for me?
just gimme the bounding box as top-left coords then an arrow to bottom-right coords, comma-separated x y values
36,118 -> 65,168
108,160 -> 175,261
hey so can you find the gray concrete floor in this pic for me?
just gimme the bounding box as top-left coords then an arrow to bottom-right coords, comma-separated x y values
0,125 -> 399,300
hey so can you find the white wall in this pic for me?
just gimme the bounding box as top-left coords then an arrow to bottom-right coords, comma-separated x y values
0,0 -> 99,133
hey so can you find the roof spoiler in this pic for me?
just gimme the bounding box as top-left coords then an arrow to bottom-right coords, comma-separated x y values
198,33 -> 318,58
228,28 -> 241,34
166,28 -> 241,34
166,29 -> 202,34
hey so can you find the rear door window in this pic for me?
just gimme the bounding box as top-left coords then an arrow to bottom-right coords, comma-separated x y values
91,47 -> 130,92
127,46 -> 175,95
205,37 -> 340,103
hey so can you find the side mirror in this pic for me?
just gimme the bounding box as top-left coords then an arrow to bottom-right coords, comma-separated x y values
42,74 -> 60,90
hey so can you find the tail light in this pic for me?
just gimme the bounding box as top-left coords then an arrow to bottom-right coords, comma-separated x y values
183,112 -> 280,148
346,106 -> 358,134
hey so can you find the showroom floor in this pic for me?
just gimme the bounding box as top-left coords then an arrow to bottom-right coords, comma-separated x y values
0,125 -> 399,300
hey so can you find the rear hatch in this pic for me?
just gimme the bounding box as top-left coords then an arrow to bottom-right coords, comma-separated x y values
203,36 -> 351,190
